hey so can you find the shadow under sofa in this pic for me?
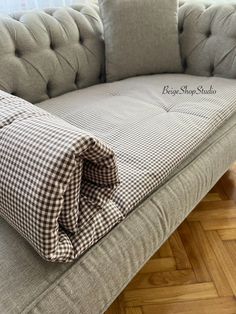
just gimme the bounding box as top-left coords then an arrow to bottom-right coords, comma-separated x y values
1,1 -> 236,313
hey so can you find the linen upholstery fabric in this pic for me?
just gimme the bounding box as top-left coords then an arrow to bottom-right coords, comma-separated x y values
179,1 -> 236,78
0,2 -> 236,103
0,91 -> 122,262
1,111 -> 236,314
1,0 -> 236,312
0,5 -> 104,103
98,0 -> 182,82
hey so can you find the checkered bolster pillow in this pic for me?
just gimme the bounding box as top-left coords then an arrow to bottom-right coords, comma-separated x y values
0,92 -> 120,262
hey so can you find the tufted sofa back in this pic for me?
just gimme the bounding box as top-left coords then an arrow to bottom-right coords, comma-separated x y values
0,5 -> 104,103
0,1 -> 235,103
179,0 -> 236,78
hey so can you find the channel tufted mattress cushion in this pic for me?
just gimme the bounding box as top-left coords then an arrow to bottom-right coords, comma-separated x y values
1,73 -> 236,263
0,92 -> 123,262
39,73 -> 236,216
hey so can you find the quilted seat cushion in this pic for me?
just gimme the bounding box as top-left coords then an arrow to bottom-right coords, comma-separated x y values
1,109 -> 236,313
38,73 -> 236,216
1,73 -> 236,311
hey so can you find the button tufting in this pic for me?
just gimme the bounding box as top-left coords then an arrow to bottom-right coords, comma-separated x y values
74,72 -> 79,84
179,26 -> 184,34
0,7 -> 114,103
209,64 -> 214,75
46,82 -> 51,97
15,49 -> 21,57
182,58 -> 187,71
206,30 -> 211,38
98,72 -> 104,82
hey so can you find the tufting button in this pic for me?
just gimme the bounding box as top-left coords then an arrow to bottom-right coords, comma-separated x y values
46,82 -> 51,97
15,49 -> 21,57
206,30 -> 211,38
209,64 -> 214,75
98,72 -> 104,82
50,42 -> 54,50
179,26 -> 184,34
182,58 -> 187,71
74,72 -> 79,84
79,37 -> 84,44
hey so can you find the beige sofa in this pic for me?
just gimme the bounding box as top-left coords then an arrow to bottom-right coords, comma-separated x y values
1,1 -> 236,313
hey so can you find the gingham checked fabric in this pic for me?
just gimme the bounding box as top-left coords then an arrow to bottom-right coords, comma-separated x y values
39,74 -> 236,218
0,91 -> 123,262
2,74 -> 236,262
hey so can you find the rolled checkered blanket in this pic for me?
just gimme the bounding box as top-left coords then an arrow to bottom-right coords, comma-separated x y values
0,92 -> 123,262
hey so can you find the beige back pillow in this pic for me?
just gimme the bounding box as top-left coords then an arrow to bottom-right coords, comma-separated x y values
99,0 -> 182,82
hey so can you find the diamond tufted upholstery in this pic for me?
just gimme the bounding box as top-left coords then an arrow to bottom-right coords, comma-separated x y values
0,5 -> 104,103
179,0 -> 236,78
0,1 -> 236,103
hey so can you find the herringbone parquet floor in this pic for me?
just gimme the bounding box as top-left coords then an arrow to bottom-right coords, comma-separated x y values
105,165 -> 236,314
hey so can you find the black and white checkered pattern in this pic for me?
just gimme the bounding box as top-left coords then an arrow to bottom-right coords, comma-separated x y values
0,92 -> 122,262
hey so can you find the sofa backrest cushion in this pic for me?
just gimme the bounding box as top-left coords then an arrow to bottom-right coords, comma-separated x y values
98,0 -> 182,82
179,0 -> 236,78
0,5 -> 104,103
0,1 -> 235,103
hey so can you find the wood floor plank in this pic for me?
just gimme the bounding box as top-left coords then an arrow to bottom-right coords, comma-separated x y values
126,270 -> 196,290
219,168 -> 236,202
218,229 -> 236,240
151,251 -> 161,259
158,240 -> 173,258
193,200 -> 235,212
202,193 -> 223,201
125,308 -> 143,314
106,300 -> 123,314
212,184 -> 229,200
206,231 -> 236,296
189,221 -> 233,296
202,218 -> 236,230
142,297 -> 236,314
178,221 -> 211,282
138,258 -> 176,274
123,283 -> 218,307
224,241 -> 236,264
106,295 -> 126,314
105,165 -> 236,314
151,240 -> 173,259
169,231 -> 192,270
188,201 -> 236,221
